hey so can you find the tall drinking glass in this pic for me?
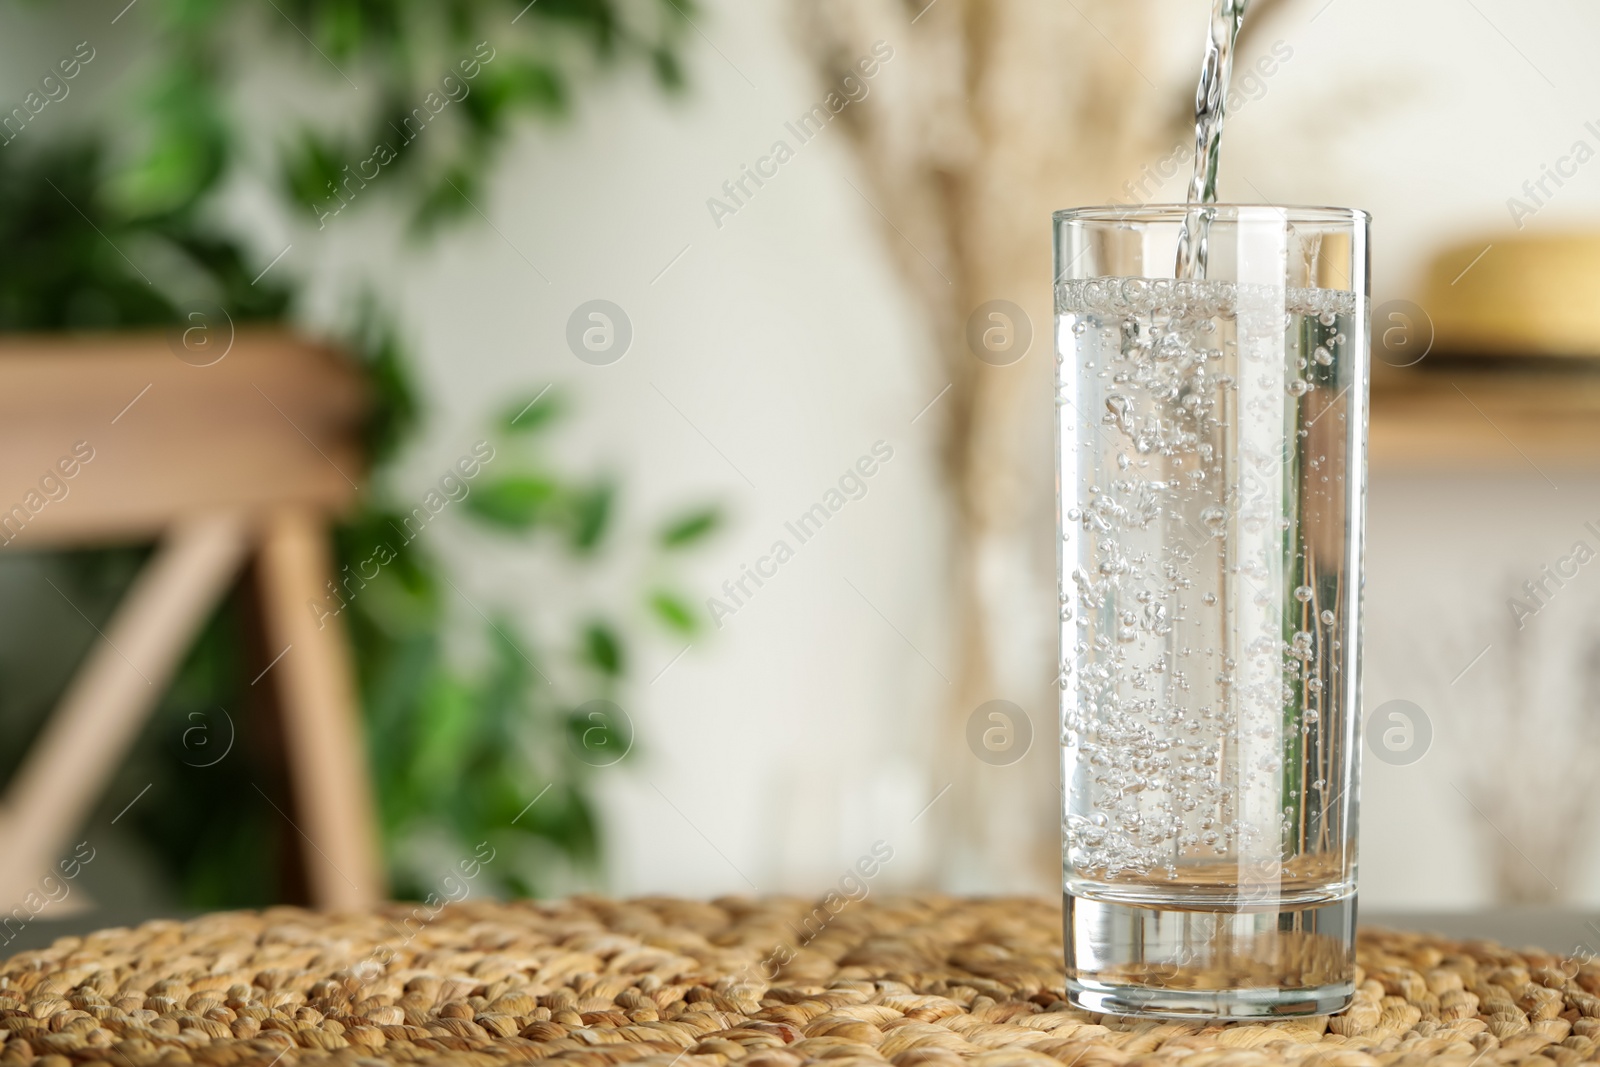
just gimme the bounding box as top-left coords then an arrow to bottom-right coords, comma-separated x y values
1055,205 -> 1369,1018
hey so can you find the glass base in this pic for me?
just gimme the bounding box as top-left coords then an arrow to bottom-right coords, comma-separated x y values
1064,889 -> 1357,1020
1068,975 -> 1355,1019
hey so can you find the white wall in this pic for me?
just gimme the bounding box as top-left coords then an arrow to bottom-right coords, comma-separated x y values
1362,473 -> 1600,908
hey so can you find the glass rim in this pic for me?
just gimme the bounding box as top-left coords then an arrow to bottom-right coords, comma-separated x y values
1053,203 -> 1370,225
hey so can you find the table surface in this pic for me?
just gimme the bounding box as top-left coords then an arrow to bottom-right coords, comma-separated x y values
9,906 -> 1598,956
0,896 -> 1596,1067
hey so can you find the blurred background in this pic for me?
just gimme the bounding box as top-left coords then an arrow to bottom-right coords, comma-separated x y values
1,0 -> 1599,925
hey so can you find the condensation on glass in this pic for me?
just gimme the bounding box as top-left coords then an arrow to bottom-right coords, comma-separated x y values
1055,205 -> 1370,1019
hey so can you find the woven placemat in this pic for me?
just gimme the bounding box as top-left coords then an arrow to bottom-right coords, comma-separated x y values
1,896 -> 1595,1067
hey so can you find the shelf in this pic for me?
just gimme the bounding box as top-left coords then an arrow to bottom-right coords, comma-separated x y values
1369,361 -> 1600,472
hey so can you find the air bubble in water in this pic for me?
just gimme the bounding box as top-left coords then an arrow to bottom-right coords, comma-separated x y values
1055,277 -> 1356,880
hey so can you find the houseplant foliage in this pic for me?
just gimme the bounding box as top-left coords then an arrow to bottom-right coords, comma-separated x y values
337,379 -> 719,899
0,0 -> 707,905
114,0 -> 690,231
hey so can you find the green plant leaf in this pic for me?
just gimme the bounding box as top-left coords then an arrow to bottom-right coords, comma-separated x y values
648,590 -> 698,635
472,60 -> 568,128
510,782 -> 599,860
482,613 -> 541,721
350,301 -> 421,464
582,621 -> 624,677
502,389 -> 564,433
109,58 -> 228,221
406,674 -> 479,801
281,131 -> 347,213
658,507 -> 721,548
652,46 -> 686,90
568,483 -> 614,552
464,473 -> 559,529
410,165 -> 479,234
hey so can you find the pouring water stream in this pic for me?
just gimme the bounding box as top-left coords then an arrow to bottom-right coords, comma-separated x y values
1175,0 -> 1248,279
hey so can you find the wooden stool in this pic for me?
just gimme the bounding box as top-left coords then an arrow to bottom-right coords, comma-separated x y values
0,329 -> 383,909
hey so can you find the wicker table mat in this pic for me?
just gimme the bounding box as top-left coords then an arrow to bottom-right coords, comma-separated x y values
0,896 -> 1594,1067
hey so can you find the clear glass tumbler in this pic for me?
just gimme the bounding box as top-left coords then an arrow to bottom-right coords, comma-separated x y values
1055,205 -> 1369,1018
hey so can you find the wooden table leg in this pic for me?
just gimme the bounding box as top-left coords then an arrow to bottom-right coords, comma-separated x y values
256,507 -> 384,909
0,513 -> 251,905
